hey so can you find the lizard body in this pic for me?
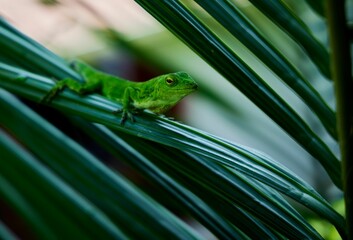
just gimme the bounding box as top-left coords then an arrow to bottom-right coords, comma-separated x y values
42,60 -> 198,124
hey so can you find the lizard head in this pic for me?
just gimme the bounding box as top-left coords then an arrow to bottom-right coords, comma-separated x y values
143,72 -> 198,114
158,71 -> 198,95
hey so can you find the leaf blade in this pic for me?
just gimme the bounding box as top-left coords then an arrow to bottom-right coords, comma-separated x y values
194,0 -> 336,139
0,65 -> 344,235
133,0 -> 341,188
0,89 -> 201,240
248,0 -> 330,78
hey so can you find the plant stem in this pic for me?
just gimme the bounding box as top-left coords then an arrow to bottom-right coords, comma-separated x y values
326,0 -> 353,239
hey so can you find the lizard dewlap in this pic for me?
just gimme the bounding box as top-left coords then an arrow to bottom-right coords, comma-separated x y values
41,60 -> 198,124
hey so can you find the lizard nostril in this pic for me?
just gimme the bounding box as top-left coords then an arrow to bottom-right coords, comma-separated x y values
69,61 -> 77,68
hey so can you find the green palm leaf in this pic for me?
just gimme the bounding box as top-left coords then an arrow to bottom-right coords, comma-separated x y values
303,0 -> 325,16
0,0 -> 348,238
195,0 -> 336,139
133,0 -> 341,188
0,62 -> 345,238
248,0 -> 330,77
0,220 -> 17,240
0,89 -> 201,239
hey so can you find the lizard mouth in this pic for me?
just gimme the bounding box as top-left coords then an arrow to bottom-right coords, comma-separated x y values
186,83 -> 198,91
170,83 -> 198,93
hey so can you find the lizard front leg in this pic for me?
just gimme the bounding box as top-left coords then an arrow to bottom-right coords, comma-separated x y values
113,86 -> 139,125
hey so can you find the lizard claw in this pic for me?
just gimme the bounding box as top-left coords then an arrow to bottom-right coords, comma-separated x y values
69,60 -> 78,69
40,88 -> 58,103
113,108 -> 135,125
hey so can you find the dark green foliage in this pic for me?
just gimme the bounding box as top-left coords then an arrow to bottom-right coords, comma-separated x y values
0,0 -> 350,237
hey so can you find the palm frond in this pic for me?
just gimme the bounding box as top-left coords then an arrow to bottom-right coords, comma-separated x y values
133,0 -> 341,188
0,0 -> 348,238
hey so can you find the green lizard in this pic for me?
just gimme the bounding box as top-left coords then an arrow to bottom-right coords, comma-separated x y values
41,60 -> 198,124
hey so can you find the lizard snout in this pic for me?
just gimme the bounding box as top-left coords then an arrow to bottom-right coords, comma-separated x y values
191,82 -> 198,90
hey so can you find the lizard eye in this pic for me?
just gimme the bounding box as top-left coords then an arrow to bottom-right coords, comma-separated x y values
166,77 -> 175,86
